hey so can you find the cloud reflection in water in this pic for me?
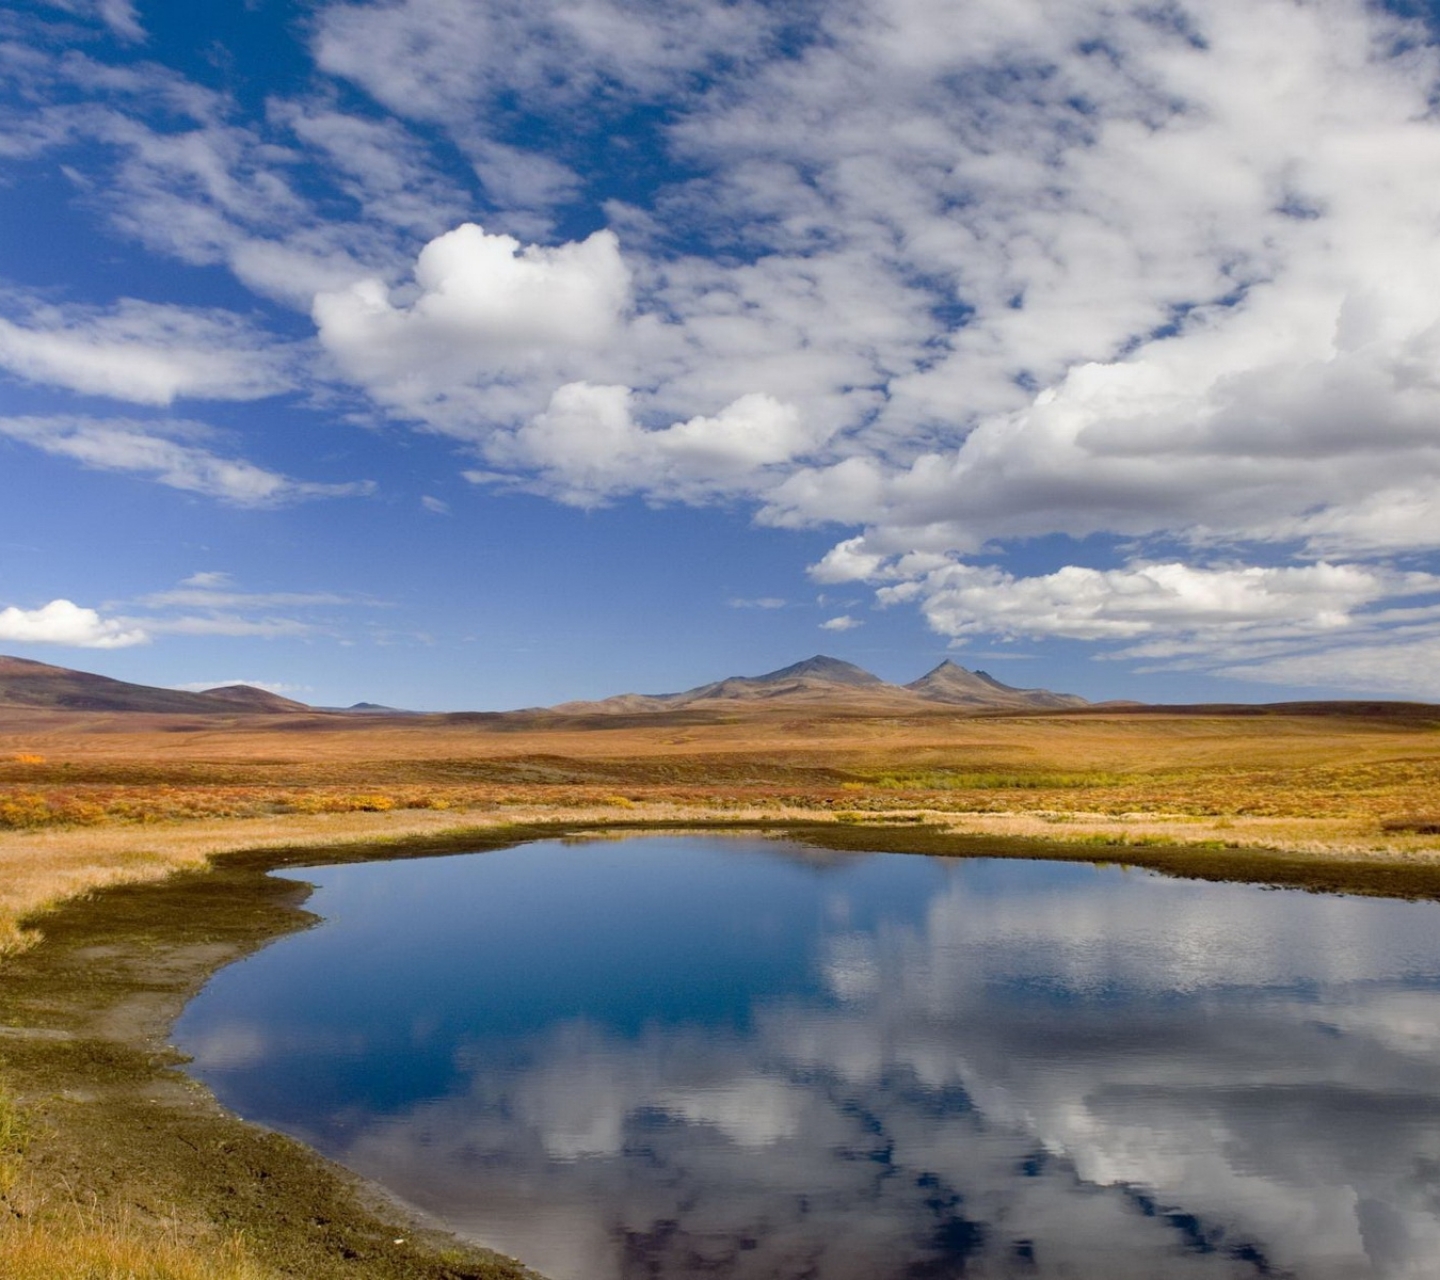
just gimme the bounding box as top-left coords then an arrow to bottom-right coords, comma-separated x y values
176,838 -> 1440,1280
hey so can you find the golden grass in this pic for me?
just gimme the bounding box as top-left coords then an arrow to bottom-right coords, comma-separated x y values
0,1221 -> 271,1280
0,699 -> 1437,956
2,1082 -> 272,1280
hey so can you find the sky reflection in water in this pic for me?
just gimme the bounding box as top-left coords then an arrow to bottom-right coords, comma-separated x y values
174,837 -> 1440,1280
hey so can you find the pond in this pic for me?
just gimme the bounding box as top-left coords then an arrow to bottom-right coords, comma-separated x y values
173,835 -> 1440,1280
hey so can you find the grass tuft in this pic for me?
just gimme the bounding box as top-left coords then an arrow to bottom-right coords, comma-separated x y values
0,1221 -> 272,1280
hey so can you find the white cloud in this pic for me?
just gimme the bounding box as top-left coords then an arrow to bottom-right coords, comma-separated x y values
313,0 -> 776,123
269,103 -> 467,236
820,615 -> 863,632
0,599 -> 147,648
0,416 -> 373,506
479,383 -> 815,506
0,299 -> 294,405
312,224 -> 631,420
728,597 -> 786,610
179,571 -> 232,589
1218,638 -> 1440,699
139,585 -> 357,609
144,615 -> 315,639
875,561 -> 1433,643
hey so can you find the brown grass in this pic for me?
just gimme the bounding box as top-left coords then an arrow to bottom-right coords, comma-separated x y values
0,1220 -> 271,1280
1,699 -> 1439,956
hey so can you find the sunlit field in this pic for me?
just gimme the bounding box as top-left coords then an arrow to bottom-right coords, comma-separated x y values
3,700 -> 1439,954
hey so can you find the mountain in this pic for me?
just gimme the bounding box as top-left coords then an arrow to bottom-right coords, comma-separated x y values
196,684 -> 313,712
670,655 -> 890,704
905,660 -> 1089,710
554,654 -> 1088,714
0,652 -> 1090,719
0,655 -> 312,715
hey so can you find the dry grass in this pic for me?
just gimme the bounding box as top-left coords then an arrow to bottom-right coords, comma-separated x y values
0,1220 -> 271,1280
1,1082 -> 271,1279
2,700 -> 1439,956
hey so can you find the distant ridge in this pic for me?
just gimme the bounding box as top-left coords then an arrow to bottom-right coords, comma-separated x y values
553,653 -> 1088,714
197,684 -> 313,713
0,652 -> 1091,719
0,655 -> 312,715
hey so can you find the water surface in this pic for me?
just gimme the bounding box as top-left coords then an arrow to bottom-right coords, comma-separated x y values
175,836 -> 1440,1279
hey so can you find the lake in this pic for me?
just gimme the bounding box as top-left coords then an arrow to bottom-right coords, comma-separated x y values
173,834 -> 1440,1279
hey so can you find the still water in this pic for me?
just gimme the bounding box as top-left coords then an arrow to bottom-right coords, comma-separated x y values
174,836 -> 1440,1280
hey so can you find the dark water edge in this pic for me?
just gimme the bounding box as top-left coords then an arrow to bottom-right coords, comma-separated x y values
196,816 -> 1440,902
174,828 -> 1440,1280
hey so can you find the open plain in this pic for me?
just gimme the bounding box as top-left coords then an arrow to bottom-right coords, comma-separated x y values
4,694 -> 1440,1278
4,695 -> 1440,952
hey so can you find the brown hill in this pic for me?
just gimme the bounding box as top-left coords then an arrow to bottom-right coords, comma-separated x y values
554,654 -> 1088,714
0,656 -> 310,715
197,684 -> 313,713
905,660 -> 1089,710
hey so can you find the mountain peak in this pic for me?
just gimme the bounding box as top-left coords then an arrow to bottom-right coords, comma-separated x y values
907,659 -> 1086,709
758,655 -> 884,686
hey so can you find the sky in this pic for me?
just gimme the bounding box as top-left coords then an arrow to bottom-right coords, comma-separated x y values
4,0 -> 1440,710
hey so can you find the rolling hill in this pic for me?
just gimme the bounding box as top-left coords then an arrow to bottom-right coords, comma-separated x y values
0,652 -> 1091,718
0,655 -> 311,715
552,654 -> 1088,714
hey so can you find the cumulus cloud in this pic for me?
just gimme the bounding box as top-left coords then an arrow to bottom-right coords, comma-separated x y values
0,416 -> 373,506
0,299 -> 294,405
820,615 -> 863,632
0,599 -> 147,648
476,383 -> 815,506
833,557 -> 1440,689
873,561 -> 1439,643
313,225 -> 631,423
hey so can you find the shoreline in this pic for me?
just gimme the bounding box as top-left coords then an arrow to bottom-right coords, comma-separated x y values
6,801 -> 1440,956
4,814 -> 1440,1276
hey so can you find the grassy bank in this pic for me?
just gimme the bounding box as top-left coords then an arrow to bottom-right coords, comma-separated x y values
5,814 -> 1440,1276
0,823 -> 572,1279
5,798 -> 1440,959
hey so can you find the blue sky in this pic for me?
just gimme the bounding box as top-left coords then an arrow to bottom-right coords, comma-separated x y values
4,0 -> 1440,710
